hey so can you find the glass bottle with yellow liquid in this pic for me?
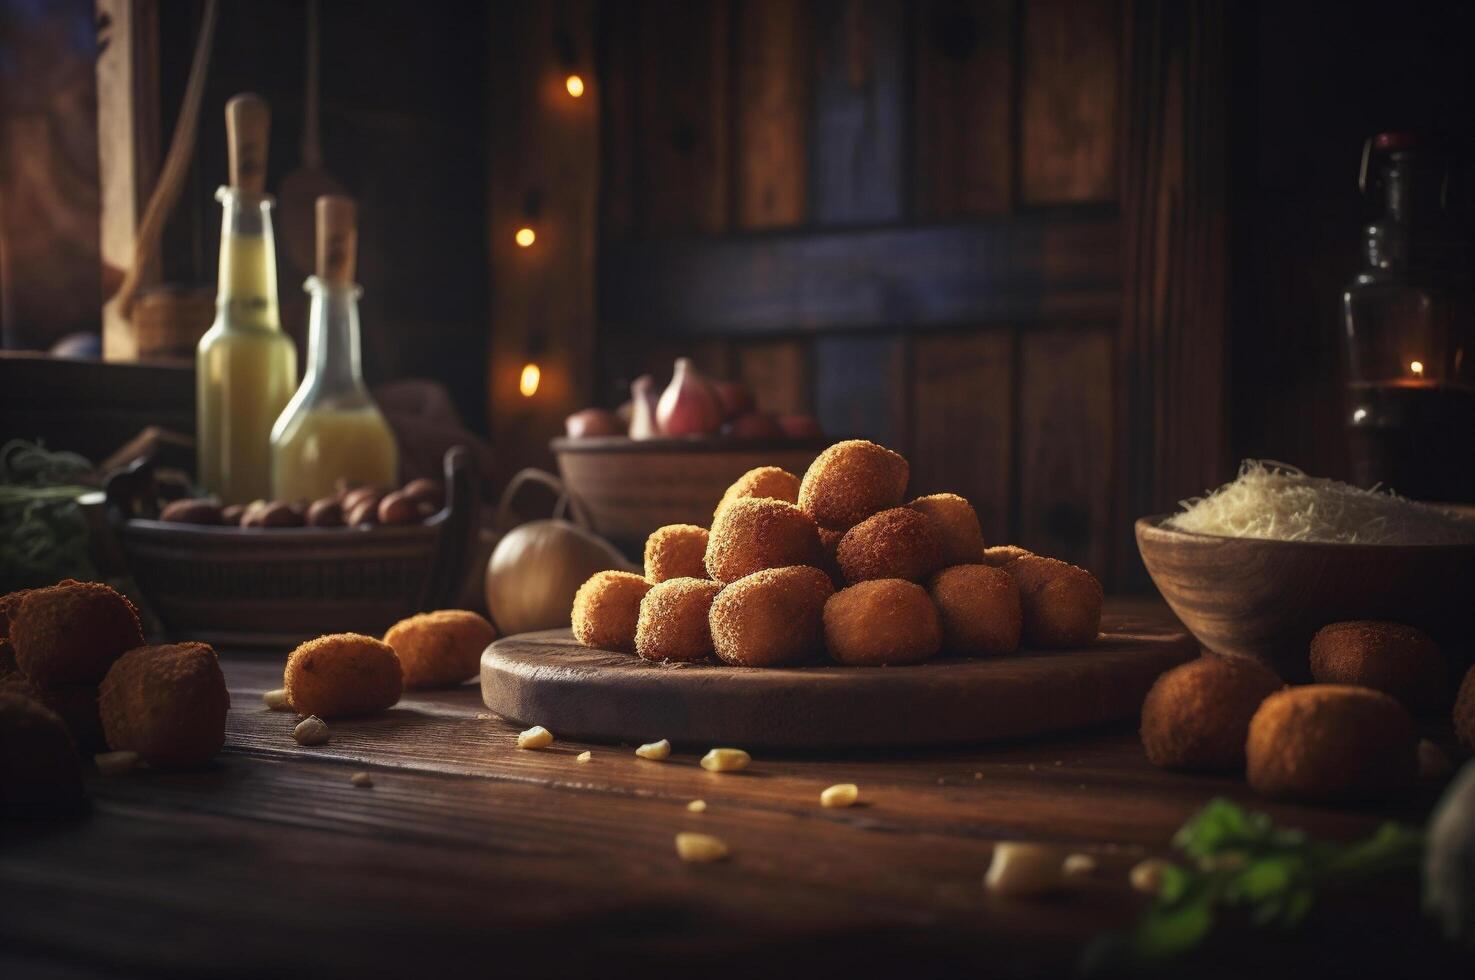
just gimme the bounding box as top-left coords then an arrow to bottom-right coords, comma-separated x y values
196,94 -> 298,504
270,195 -> 398,500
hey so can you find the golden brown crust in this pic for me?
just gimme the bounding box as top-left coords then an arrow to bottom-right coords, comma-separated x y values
1308,621 -> 1447,712
571,571 -> 652,652
797,440 -> 909,532
823,579 -> 941,666
0,691 -> 83,817
709,566 -> 833,667
704,498 -> 821,584
713,467 -> 801,521
908,494 -> 986,566
283,633 -> 402,719
1246,685 -> 1416,802
836,508 -> 943,584
1455,665 -> 1475,753
644,525 -> 710,583
1008,555 -> 1102,648
635,578 -> 722,663
926,564 -> 1021,656
99,642 -> 229,768
1140,654 -> 1283,771
10,580 -> 144,686
384,610 -> 497,689
982,545 -> 1033,569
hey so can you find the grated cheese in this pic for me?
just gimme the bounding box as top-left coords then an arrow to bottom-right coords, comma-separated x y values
1167,460 -> 1475,545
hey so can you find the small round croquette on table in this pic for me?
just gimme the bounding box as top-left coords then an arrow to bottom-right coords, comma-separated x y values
284,633 -> 403,719
908,493 -> 985,566
927,564 -> 1021,656
798,439 -> 909,532
823,579 -> 942,666
636,577 -> 722,662
644,524 -> 710,583
1139,654 -> 1283,771
100,642 -> 229,768
384,610 -> 497,689
704,497 -> 821,584
1008,555 -> 1103,648
9,580 -> 144,687
571,570 -> 652,652
1309,620 -> 1447,712
709,566 -> 833,667
1246,684 -> 1417,802
836,507 -> 943,584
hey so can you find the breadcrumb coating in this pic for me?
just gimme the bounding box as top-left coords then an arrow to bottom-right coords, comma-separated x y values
283,633 -> 403,719
798,440 -> 909,532
908,493 -> 986,566
9,580 -> 143,686
384,610 -> 497,689
1309,621 -> 1446,712
704,497 -> 821,584
709,566 -> 833,667
644,524 -> 710,583
713,467 -> 800,521
927,564 -> 1021,656
100,642 -> 229,768
635,578 -> 722,663
982,545 -> 1033,568
1246,685 -> 1415,802
1008,555 -> 1102,648
571,570 -> 652,652
1140,655 -> 1282,771
836,507 -> 943,584
823,579 -> 941,666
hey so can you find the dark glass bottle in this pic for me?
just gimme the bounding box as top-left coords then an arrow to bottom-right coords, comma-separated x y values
1343,134 -> 1475,501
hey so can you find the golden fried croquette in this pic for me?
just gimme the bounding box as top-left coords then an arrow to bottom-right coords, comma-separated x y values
798,440 -> 909,532
836,507 -> 943,584
1008,555 -> 1102,648
823,579 -> 942,666
909,494 -> 986,566
1309,621 -> 1446,712
644,524 -> 710,583
1246,685 -> 1416,802
0,692 -> 83,817
9,580 -> 143,686
383,610 -> 497,689
571,570 -> 652,652
927,564 -> 1021,656
1455,665 -> 1475,753
284,633 -> 402,719
1140,655 -> 1283,771
709,566 -> 833,667
982,545 -> 1033,568
100,643 -> 229,768
1,630 -> 104,751
704,498 -> 821,584
635,578 -> 722,663
714,466 -> 801,521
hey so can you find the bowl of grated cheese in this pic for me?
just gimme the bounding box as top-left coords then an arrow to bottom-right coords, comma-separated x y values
1137,461 -> 1475,679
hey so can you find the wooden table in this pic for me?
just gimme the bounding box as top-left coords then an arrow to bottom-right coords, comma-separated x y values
1,602 -> 1465,979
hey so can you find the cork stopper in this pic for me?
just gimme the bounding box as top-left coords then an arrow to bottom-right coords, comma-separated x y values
315,195 -> 358,284
225,93 -> 270,193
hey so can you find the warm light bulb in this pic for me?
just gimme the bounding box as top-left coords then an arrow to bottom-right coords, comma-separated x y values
1410,360 -> 1425,377
565,74 -> 585,98
519,362 -> 541,398
515,227 -> 536,248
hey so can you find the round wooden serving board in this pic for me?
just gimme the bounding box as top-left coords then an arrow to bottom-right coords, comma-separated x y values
480,604 -> 1197,749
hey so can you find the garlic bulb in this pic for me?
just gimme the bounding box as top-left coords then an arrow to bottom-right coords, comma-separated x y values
655,358 -> 722,437
628,374 -> 659,440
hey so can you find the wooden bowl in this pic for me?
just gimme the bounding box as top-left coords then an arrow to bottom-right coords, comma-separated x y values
105,448 -> 478,649
551,436 -> 824,552
1136,514 -> 1475,678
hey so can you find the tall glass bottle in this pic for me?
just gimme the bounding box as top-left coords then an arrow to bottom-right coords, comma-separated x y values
271,196 -> 398,501
196,94 -> 298,504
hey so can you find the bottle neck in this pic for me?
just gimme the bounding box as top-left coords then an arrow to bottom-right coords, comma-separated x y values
215,187 -> 282,330
302,276 -> 368,396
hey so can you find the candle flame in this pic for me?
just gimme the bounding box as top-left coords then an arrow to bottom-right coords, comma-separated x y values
1410,360 -> 1424,377
515,227 -> 536,248
519,363 -> 541,398
565,74 -> 585,98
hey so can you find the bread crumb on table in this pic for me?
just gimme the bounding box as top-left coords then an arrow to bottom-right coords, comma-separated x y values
576,750 -> 592,763
675,832 -> 729,863
262,688 -> 291,711
820,783 -> 858,808
350,772 -> 373,787
687,799 -> 707,813
293,715 -> 330,746
635,739 -> 671,761
517,725 -> 554,749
